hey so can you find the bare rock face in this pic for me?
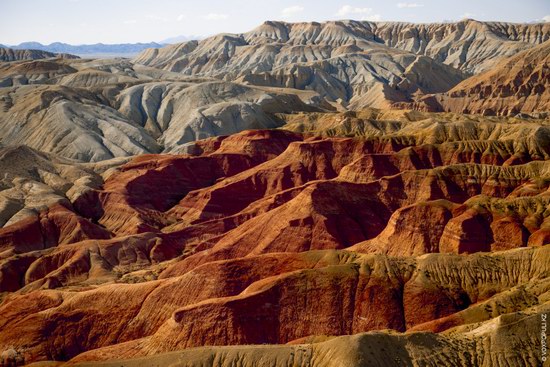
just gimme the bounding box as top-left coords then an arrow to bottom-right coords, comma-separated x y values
0,47 -> 78,62
134,20 -> 549,109
136,20 -> 549,75
65,306 -> 549,367
3,246 -> 547,365
409,40 -> 550,115
439,208 -> 493,253
133,22 -> 469,108
237,51 -> 465,109
0,60 -> 78,87
1,19 -> 546,166
351,200 -> 456,256
0,59 -> 319,161
116,80 -> 316,150
371,20 -> 549,73
490,216 -> 530,250
0,84 -> 162,161
0,145 -> 127,228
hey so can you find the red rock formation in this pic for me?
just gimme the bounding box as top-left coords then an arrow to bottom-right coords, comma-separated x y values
65,245 -> 550,363
0,203 -> 110,255
0,126 -> 549,365
91,130 -> 302,235
350,200 -> 457,256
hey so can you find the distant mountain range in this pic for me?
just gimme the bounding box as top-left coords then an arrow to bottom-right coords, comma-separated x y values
0,36 -> 207,56
0,41 -> 165,55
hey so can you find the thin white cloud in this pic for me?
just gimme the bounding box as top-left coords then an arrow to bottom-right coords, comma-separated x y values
336,5 -> 373,17
543,15 -> 550,22
397,2 -> 424,8
123,19 -> 137,24
363,14 -> 383,21
203,13 -> 229,20
281,5 -> 305,18
336,5 -> 382,21
177,14 -> 186,22
146,15 -> 169,22
461,12 -> 476,19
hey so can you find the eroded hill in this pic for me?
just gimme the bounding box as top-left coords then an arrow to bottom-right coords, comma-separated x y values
134,20 -> 549,110
0,111 -> 548,365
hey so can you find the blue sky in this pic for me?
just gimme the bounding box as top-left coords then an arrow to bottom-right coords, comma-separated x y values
1,0 -> 549,45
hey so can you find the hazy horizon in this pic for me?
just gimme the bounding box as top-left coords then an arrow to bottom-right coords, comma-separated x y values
1,0 -> 549,45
